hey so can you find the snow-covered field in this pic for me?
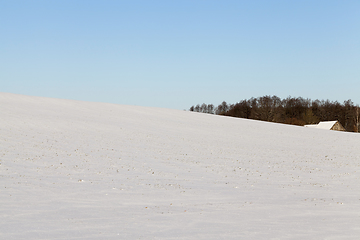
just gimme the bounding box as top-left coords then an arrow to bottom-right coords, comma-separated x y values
1,92 -> 359,239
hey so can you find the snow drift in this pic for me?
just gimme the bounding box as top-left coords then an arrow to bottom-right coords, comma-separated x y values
1,92 -> 359,239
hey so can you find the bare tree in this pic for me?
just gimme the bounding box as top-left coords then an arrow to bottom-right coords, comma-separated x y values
201,103 -> 207,113
194,104 -> 200,112
207,104 -> 214,114
355,105 -> 359,132
215,101 -> 228,115
221,101 -> 229,113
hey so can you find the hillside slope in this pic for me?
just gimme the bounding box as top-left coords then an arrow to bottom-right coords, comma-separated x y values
1,93 -> 359,239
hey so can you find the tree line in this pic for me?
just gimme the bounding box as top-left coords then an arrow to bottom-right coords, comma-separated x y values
189,95 -> 360,132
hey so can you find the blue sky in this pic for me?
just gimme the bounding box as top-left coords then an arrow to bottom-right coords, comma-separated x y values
1,0 -> 359,109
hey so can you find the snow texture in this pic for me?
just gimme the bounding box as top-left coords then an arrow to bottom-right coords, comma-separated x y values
1,92 -> 360,239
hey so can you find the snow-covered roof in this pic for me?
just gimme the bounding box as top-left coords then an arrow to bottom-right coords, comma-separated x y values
316,121 -> 338,130
304,121 -> 339,130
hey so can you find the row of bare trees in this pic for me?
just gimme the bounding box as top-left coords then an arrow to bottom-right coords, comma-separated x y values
190,96 -> 360,132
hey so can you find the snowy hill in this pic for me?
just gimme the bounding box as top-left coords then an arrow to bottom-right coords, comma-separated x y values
1,92 -> 359,239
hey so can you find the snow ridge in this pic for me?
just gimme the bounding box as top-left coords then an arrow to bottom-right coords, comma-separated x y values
1,93 -> 359,239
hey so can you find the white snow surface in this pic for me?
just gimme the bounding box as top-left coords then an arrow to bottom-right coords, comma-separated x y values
1,92 -> 360,239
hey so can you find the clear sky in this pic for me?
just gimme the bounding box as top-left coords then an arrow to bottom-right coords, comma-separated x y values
1,0 -> 359,110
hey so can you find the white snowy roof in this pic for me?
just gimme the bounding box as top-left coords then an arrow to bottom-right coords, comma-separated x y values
316,121 -> 338,130
305,121 -> 338,130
